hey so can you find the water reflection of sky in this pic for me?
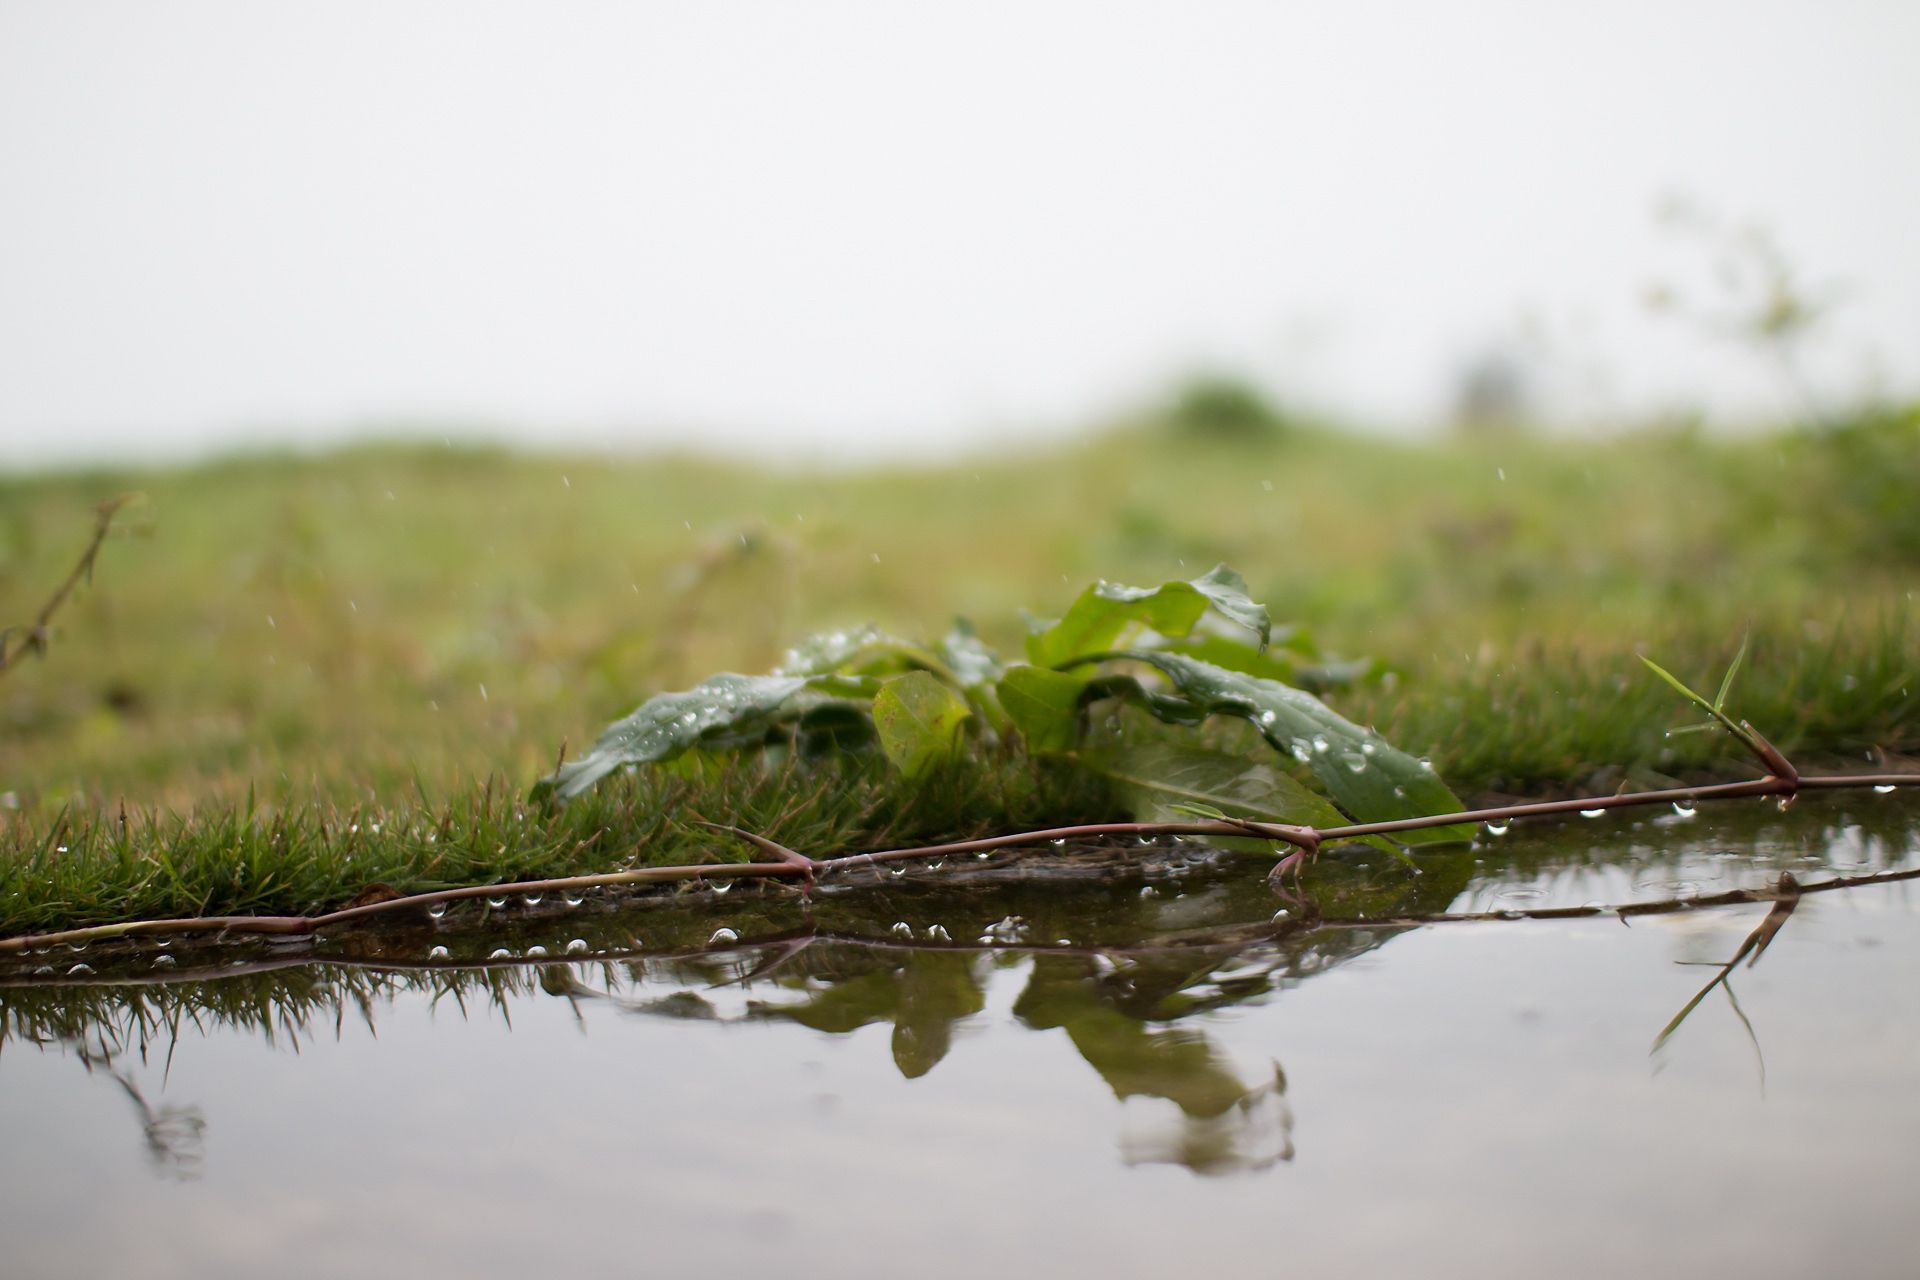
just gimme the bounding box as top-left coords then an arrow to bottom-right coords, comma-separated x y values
3,800 -> 1917,1278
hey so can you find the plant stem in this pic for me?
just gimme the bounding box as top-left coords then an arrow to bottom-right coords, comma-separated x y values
1,771 -> 1914,956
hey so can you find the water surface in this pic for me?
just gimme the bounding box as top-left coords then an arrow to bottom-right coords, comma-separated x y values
4,794 -> 1917,1278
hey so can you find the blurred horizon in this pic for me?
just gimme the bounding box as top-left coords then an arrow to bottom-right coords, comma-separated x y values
4,1 -> 1918,469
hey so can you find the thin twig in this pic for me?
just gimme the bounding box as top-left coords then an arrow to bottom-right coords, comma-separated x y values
1,770 -> 1914,956
0,494 -> 138,678
7,860 -> 1910,991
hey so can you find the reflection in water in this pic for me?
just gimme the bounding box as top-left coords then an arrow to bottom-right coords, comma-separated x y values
1651,871 -> 1803,1088
1,793 -> 1915,1194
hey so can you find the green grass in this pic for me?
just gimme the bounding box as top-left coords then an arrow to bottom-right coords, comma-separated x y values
2,407 -> 1916,933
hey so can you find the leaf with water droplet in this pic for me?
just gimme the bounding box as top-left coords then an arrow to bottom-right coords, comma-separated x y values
1027,564 -> 1270,668
1100,649 -> 1472,843
534,671 -> 868,801
1079,734 -> 1354,849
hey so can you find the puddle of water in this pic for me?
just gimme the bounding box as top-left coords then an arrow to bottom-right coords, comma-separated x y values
3,794 -> 1918,1278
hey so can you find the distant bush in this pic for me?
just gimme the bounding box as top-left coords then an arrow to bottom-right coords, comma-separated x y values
1167,376 -> 1286,441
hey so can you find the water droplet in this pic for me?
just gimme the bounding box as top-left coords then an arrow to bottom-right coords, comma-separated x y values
564,894 -> 585,907
1312,735 -> 1330,753
1484,820 -> 1510,836
711,880 -> 734,895
1342,751 -> 1368,773
888,865 -> 907,877
522,894 -> 544,907
486,896 -> 507,909
1874,784 -> 1897,794
1579,808 -> 1605,819
890,922 -> 913,938
1671,801 -> 1696,818
525,945 -> 549,958
1258,709 -> 1277,726
152,953 -> 175,969
488,948 -> 513,960
1140,886 -> 1157,898
1049,838 -> 1066,847
976,851 -> 991,861
926,924 -> 952,941
67,962 -> 95,976
928,858 -> 945,870
708,927 -> 739,945
1289,739 -> 1312,763
1271,908 -> 1291,923
566,939 -> 590,955
428,945 -> 450,960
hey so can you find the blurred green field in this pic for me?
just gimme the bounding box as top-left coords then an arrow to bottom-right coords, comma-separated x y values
4,404 -> 1915,816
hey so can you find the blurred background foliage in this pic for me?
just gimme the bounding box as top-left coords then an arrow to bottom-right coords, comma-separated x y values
2,394 -> 1914,811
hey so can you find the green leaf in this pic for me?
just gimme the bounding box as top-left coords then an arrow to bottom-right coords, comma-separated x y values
1639,652 -> 1760,754
1081,738 -> 1351,833
1107,650 -> 1472,842
872,671 -> 974,778
1026,564 -> 1270,668
997,666 -> 1089,753
1714,633 -> 1750,714
534,673 -> 814,801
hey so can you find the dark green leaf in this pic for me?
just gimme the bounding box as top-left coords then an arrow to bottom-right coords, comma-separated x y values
534,673 -> 813,801
1026,564 -> 1270,668
1110,650 -> 1472,842
1080,738 -> 1351,833
872,671 -> 974,778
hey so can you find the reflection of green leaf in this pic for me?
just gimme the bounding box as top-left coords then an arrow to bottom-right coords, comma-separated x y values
1105,650 -> 1472,842
1027,565 -> 1270,668
1014,958 -> 1251,1117
998,666 -> 1088,753
747,952 -> 985,1079
873,672 -> 973,777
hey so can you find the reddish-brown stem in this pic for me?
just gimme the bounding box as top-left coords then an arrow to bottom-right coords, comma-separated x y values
1,770 -> 1914,956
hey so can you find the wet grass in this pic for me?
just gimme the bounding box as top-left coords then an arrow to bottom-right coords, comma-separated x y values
1,410 -> 1916,933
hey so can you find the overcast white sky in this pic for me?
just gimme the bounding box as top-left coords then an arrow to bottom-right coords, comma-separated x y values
2,0 -> 1916,466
